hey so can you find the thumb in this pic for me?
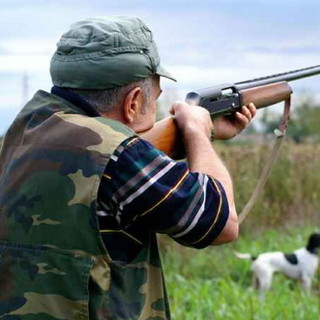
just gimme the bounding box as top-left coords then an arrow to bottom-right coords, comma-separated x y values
169,101 -> 181,115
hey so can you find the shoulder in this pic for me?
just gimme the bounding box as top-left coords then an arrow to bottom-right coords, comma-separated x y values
109,136 -> 175,168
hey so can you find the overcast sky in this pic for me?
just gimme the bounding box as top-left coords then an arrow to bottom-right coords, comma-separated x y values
1,0 -> 320,134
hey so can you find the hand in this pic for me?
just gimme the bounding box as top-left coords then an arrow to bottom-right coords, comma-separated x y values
170,101 -> 213,141
212,103 -> 257,140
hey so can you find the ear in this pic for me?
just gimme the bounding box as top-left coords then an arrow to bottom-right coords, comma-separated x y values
123,87 -> 143,124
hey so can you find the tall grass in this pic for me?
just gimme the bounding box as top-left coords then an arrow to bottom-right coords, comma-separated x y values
217,141 -> 320,232
161,142 -> 320,319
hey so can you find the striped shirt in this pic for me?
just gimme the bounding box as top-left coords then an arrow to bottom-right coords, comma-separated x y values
50,87 -> 229,262
98,136 -> 229,262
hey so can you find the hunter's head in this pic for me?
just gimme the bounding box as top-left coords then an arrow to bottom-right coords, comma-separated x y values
49,16 -> 176,132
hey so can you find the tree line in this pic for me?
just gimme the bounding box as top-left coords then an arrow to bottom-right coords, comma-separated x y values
260,94 -> 320,143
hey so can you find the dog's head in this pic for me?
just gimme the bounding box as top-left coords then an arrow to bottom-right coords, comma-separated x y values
306,233 -> 320,254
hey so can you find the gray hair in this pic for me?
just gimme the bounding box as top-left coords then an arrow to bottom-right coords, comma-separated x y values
66,77 -> 153,114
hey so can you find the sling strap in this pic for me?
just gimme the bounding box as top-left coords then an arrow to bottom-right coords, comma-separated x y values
238,96 -> 291,224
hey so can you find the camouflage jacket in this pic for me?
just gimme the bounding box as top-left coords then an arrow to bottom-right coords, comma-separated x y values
0,90 -> 170,320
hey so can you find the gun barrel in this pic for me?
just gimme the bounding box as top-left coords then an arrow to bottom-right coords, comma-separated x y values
235,65 -> 320,90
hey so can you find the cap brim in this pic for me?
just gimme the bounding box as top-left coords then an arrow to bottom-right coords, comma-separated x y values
156,65 -> 177,82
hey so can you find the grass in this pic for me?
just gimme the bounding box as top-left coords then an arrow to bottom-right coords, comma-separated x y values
165,275 -> 319,320
161,226 -> 320,320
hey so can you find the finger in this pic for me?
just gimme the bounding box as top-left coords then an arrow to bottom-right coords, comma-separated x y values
247,102 -> 257,117
235,111 -> 250,128
169,101 -> 182,115
240,106 -> 252,120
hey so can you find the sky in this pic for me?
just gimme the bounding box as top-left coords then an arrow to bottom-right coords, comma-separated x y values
1,0 -> 320,134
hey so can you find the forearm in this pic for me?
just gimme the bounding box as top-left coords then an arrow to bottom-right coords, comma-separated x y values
167,101 -> 254,245
184,129 -> 238,244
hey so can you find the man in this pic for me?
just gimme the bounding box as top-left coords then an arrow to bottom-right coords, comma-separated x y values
0,17 -> 256,319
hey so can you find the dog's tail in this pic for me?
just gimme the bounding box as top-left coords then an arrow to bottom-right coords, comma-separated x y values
233,251 -> 256,260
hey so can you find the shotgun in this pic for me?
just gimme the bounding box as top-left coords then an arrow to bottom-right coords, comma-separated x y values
141,65 -> 320,158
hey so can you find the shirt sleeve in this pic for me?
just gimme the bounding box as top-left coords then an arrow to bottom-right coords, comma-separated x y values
98,136 -> 230,249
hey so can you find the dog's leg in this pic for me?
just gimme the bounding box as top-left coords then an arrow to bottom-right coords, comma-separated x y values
301,275 -> 312,292
252,275 -> 260,290
256,269 -> 273,294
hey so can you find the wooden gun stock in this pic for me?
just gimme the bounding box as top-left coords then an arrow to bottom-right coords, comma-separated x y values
141,82 -> 292,159
240,82 -> 292,109
141,116 -> 184,159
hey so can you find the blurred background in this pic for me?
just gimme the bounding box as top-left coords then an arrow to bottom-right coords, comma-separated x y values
1,1 -> 319,319
1,0 -> 320,135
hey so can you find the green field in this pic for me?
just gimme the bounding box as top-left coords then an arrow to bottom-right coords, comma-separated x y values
161,228 -> 319,320
161,142 -> 320,320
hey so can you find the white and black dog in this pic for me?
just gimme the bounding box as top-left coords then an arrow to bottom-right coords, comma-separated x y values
234,233 -> 320,293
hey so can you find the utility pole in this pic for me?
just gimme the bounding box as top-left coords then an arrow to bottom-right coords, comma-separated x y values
22,72 -> 29,106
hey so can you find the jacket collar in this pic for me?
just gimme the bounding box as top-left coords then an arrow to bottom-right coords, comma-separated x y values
51,86 -> 100,117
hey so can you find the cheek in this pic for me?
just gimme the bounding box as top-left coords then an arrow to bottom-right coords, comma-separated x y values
145,112 -> 155,127
151,107 -> 158,123
140,99 -> 157,126
146,102 -> 157,121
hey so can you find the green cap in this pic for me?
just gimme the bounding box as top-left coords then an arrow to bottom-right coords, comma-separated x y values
50,17 -> 176,89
